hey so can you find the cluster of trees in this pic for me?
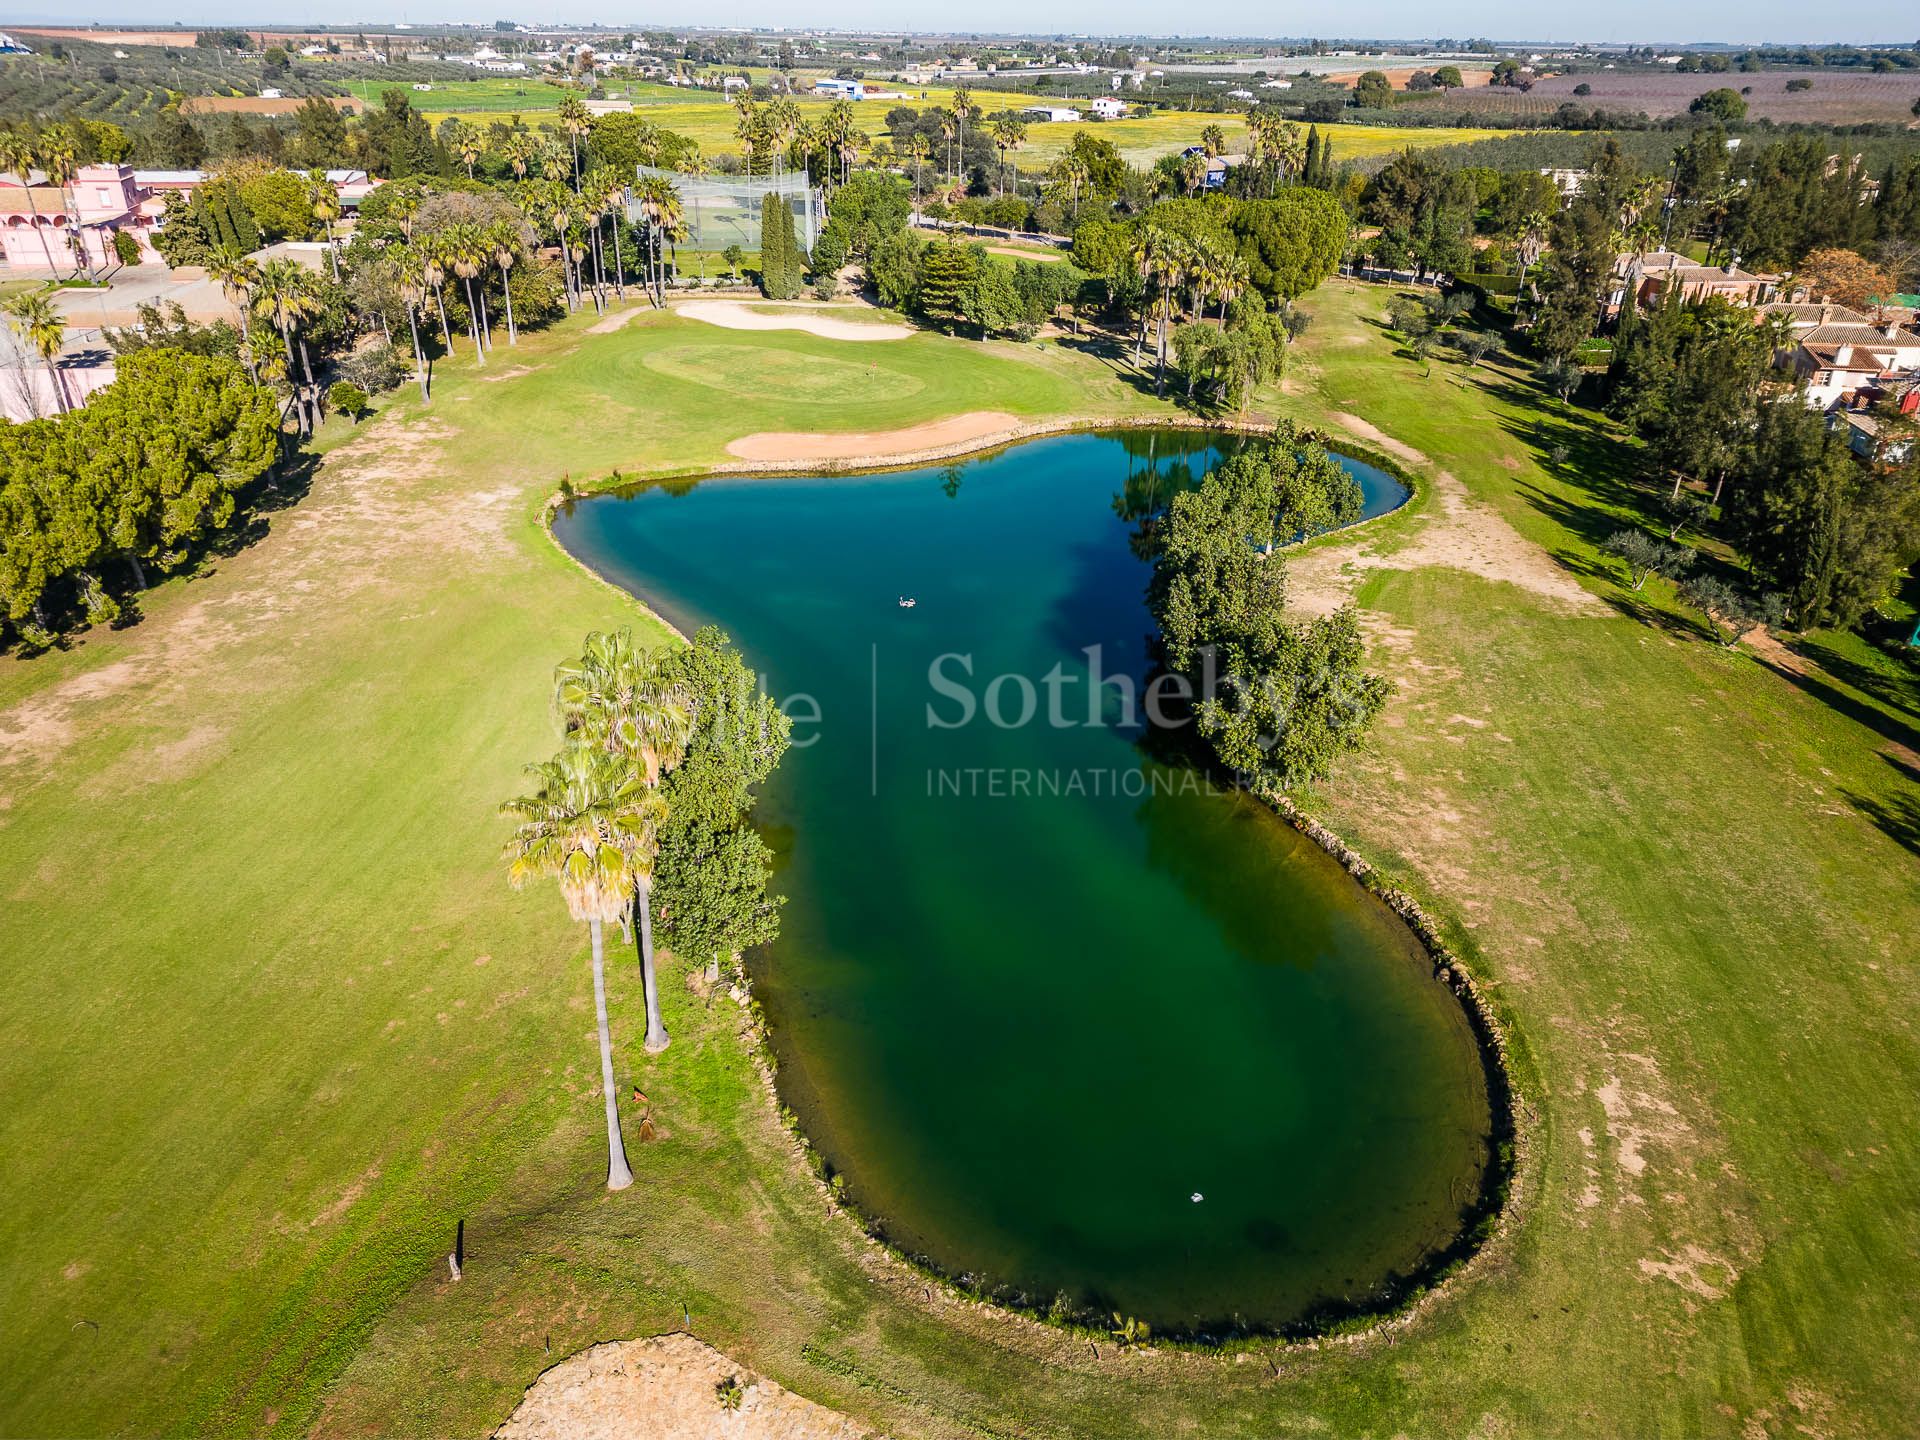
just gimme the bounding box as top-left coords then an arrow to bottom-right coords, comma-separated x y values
0,350 -> 279,646
501,626 -> 788,1190
1605,292 -> 1920,631
1147,426 -> 1387,790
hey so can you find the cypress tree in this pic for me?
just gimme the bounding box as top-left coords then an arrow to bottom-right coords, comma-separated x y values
758,192 -> 803,300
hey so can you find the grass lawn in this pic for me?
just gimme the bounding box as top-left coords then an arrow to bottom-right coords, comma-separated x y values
1,287 -> 1917,1438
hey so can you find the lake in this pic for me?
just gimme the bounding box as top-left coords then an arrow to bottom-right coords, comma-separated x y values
554,429 -> 1494,1334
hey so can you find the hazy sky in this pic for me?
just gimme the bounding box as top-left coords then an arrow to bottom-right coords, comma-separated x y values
6,2 -> 1913,46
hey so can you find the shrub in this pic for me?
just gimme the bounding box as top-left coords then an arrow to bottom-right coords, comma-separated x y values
336,342 -> 411,395
326,381 -> 370,421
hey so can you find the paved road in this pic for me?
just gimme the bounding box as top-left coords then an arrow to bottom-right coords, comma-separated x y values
50,265 -> 239,334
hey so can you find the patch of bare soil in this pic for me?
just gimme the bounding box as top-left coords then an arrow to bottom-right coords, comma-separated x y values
677,300 -> 912,342
492,1335 -> 872,1440
587,306 -> 649,335
0,415 -> 518,788
1287,419 -> 1605,620
726,410 -> 1024,463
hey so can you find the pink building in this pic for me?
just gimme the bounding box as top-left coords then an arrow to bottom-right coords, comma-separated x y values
0,164 -> 165,276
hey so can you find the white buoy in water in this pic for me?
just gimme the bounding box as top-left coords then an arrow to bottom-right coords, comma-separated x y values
1191,1192 -> 1204,1203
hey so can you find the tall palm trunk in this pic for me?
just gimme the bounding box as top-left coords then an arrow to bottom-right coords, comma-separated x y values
637,882 -> 669,1054
500,266 -> 517,344
434,285 -> 454,352
462,276 -> 485,365
406,306 -> 429,401
589,917 -> 636,1191
608,214 -> 625,300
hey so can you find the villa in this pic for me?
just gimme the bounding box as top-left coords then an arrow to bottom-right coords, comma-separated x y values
0,164 -> 165,275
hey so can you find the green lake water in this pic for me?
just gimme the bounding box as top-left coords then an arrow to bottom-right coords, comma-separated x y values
554,431 -> 1494,1334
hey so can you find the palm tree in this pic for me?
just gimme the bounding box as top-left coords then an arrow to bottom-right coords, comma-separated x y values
419,234 -> 457,351
1512,211 -> 1549,301
592,168 -> 629,300
450,120 -> 482,179
501,744 -> 660,1191
4,293 -> 68,415
1053,150 -> 1091,220
540,184 -> 579,310
0,132 -> 62,280
732,96 -> 759,176
1200,123 -> 1227,158
952,84 -> 975,182
392,244 -> 431,401
1179,149 -> 1209,198
937,107 -> 958,181
488,221 -> 521,345
556,94 -> 593,191
253,257 -> 322,433
907,132 -> 930,202
502,130 -> 537,183
449,223 -> 487,362
554,630 -> 695,1054
207,253 -> 261,377
37,127 -> 82,280
988,111 -> 1027,198
306,170 -> 343,282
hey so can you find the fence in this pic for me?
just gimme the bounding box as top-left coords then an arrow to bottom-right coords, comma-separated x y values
630,167 -> 822,254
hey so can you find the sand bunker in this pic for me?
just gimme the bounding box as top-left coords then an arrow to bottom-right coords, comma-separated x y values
678,300 -> 912,341
725,410 -> 1024,463
492,1335 -> 868,1440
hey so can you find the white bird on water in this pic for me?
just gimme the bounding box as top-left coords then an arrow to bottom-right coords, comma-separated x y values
897,596 -> 917,608
1191,1192 -> 1204,1203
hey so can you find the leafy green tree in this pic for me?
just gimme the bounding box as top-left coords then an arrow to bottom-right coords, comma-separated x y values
1725,401 -> 1920,629
649,626 -> 790,981
1351,71 -> 1394,108
1689,88 -> 1748,123
1150,453 -> 1387,788
961,254 -> 1023,337
501,744 -> 656,1190
290,95 -> 349,170
1609,294 -> 1774,503
1680,575 -> 1783,647
82,348 -> 279,585
1228,188 -> 1349,302
915,238 -> 977,328
1602,529 -> 1694,591
867,228 -> 923,310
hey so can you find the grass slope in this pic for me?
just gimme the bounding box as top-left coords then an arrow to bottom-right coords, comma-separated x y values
0,290 -> 1916,1439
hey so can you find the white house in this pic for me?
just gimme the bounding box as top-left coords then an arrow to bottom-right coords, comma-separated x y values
1261,78 -> 1293,89
1091,96 -> 1127,119
812,77 -> 866,100
1023,105 -> 1083,122
1791,321 -> 1920,410
1227,88 -> 1255,100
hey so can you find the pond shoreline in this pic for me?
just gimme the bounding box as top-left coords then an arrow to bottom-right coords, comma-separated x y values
541,421 -> 1525,1352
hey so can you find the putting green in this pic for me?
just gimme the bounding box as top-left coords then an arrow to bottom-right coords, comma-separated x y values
639,343 -> 926,404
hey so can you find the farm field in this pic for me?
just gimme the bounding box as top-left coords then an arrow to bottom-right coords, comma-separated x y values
418,79 -> 1516,173
1408,67 -> 1920,123
2,284 -> 1918,1438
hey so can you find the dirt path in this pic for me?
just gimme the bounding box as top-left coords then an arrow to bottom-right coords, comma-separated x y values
1285,416 -> 1607,619
984,244 -> 1063,263
492,1335 -> 871,1440
676,300 -> 912,342
725,410 -> 1024,463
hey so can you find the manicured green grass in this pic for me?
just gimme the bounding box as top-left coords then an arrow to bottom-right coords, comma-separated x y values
2,287 -> 1917,1439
